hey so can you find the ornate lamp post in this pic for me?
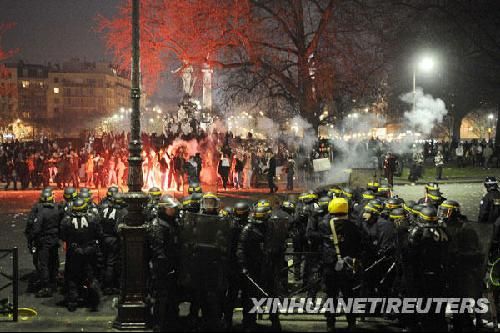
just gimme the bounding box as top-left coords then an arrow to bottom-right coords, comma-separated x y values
113,0 -> 149,329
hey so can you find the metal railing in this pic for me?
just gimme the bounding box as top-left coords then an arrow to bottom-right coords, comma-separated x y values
0,248 -> 18,322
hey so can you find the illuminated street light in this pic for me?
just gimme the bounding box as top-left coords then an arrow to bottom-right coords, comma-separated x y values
488,114 -> 494,120
413,54 -> 437,112
418,56 -> 435,72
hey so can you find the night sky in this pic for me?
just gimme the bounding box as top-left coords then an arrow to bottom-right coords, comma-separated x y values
0,0 -> 121,64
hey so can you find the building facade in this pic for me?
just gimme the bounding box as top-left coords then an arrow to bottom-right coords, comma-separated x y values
47,59 -> 132,135
0,59 -> 134,138
0,65 -> 18,128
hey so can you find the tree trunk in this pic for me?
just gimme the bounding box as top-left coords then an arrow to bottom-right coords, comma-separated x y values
452,113 -> 465,142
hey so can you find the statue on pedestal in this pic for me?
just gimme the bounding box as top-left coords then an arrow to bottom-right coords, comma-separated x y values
172,60 -> 196,99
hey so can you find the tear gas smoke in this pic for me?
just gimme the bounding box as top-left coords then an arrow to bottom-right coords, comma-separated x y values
400,87 -> 448,135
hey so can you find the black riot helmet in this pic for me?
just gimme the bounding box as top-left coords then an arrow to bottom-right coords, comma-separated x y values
220,206 -> 234,218
437,200 -> 461,222
419,206 -> 438,224
253,205 -> 272,223
318,196 -> 331,209
386,197 -> 404,210
79,187 -> 91,195
255,199 -> 271,209
298,191 -> 319,204
327,186 -> 342,199
389,208 -> 406,222
78,191 -> 93,205
112,193 -> 127,207
234,202 -> 250,218
158,195 -> 180,218
63,187 -> 77,202
485,177 -> 499,191
200,192 -> 220,215
362,190 -> 376,201
182,193 -> 202,213
342,187 -> 354,200
148,187 -> 162,202
72,198 -> 88,213
280,200 -> 296,214
40,188 -> 55,203
107,186 -> 119,199
188,182 -> 203,194
404,200 -> 417,215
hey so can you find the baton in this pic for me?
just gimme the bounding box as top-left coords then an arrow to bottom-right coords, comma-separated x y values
243,273 -> 270,298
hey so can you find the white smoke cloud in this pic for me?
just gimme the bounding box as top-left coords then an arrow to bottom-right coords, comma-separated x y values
400,87 -> 448,135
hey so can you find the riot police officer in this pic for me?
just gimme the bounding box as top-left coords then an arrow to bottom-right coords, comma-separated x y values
304,196 -> 329,298
78,188 -> 99,216
292,191 -> 318,281
318,198 -> 361,332
403,200 -> 417,222
25,188 -> 54,292
418,182 -> 445,207
181,192 -> 202,214
100,193 -> 127,295
195,192 -> 226,331
376,184 -> 392,199
99,186 -> 119,211
187,182 -> 203,195
407,206 -> 449,331
224,201 -> 250,330
145,187 -> 162,222
32,190 -> 64,298
280,200 -> 296,217
342,187 -> 355,217
62,187 -> 78,214
479,176 -> 500,224
60,198 -> 103,312
358,200 -> 384,298
439,200 -> 479,332
238,204 -> 281,331
327,185 -> 342,199
220,206 -> 234,218
352,190 -> 376,221
146,195 -> 181,332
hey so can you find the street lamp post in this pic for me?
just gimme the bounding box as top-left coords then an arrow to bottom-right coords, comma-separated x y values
113,0 -> 149,329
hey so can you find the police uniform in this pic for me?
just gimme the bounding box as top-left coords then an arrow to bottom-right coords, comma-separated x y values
60,200 -> 103,312
291,193 -> 318,280
25,200 -> 44,291
237,207 -> 280,331
319,198 -> 361,331
479,188 -> 500,224
304,197 -> 329,298
32,197 -> 64,297
100,199 -> 128,293
407,207 -> 449,331
146,198 -> 180,332
223,202 -> 249,330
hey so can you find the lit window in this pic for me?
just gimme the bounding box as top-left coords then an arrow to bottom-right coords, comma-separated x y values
22,81 -> 30,88
54,87 -> 60,94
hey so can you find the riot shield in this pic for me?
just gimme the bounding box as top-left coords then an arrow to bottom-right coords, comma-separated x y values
462,222 -> 494,269
178,212 -> 231,291
454,222 -> 494,298
262,212 -> 290,296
